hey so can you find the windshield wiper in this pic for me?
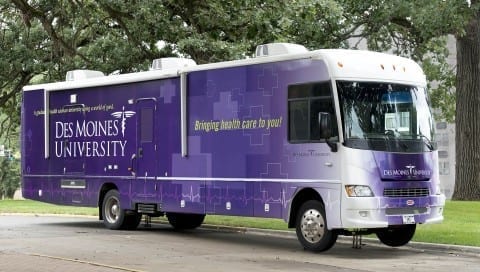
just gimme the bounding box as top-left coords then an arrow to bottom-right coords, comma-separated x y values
413,133 -> 435,151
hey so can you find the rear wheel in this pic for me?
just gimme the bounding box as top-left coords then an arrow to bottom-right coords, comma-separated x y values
102,189 -> 140,230
167,213 -> 205,230
123,212 -> 142,230
376,224 -> 416,247
295,200 -> 337,252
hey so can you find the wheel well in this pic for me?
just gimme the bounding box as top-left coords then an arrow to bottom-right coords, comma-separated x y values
288,188 -> 323,228
98,183 -> 118,220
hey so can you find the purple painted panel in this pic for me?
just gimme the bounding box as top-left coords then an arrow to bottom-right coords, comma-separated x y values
160,180 -> 205,214
373,151 -> 433,181
253,182 -> 284,218
22,79 -> 180,207
184,59 -> 336,180
173,59 -> 339,217
22,90 -> 47,175
206,181 -> 254,216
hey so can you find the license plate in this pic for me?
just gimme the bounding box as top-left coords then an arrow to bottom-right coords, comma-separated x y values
402,215 -> 415,224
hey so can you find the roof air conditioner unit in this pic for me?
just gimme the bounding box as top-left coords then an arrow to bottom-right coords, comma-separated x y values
66,70 -> 105,81
151,58 -> 197,70
255,43 -> 308,57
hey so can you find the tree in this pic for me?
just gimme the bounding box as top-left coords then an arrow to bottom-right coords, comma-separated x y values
1,0 -> 477,198
453,1 -> 480,200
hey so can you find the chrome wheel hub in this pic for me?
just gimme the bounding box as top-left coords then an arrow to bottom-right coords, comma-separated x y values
105,197 -> 120,223
300,209 -> 325,243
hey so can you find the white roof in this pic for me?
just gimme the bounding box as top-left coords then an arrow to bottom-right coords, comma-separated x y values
23,49 -> 426,92
317,49 -> 426,86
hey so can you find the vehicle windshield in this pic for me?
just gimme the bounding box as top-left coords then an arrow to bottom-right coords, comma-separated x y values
337,81 -> 436,152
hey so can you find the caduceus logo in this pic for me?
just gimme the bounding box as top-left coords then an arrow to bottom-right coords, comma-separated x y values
111,106 -> 135,137
405,164 -> 416,175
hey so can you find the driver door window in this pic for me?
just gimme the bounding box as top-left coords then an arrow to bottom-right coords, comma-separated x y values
288,82 -> 337,143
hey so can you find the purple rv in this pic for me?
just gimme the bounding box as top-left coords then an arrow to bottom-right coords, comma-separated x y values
21,43 -> 445,252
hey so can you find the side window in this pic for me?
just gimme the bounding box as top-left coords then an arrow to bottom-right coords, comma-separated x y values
140,107 -> 154,143
288,82 -> 337,142
289,100 -> 309,141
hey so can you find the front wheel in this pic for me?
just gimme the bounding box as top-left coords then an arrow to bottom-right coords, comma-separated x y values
376,224 -> 416,247
295,200 -> 337,252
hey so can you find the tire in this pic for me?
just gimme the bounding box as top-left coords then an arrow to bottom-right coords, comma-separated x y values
167,213 -> 205,230
376,224 -> 416,247
295,200 -> 337,252
123,212 -> 142,230
102,189 -> 140,230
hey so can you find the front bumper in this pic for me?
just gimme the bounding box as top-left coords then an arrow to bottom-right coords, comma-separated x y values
340,194 -> 445,229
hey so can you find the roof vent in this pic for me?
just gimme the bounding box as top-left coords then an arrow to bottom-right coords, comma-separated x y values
255,43 -> 308,57
151,57 -> 197,70
66,70 -> 105,81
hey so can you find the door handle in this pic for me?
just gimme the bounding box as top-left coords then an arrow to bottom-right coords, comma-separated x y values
138,147 -> 143,158
128,153 -> 136,174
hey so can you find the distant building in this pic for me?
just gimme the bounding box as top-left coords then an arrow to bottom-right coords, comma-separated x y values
436,121 -> 455,199
434,36 -> 456,199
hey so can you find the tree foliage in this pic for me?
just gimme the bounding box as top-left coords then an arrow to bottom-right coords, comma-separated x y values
0,0 -> 476,198
1,1 -> 468,111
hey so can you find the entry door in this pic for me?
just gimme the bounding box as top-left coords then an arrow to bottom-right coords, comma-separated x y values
135,98 -> 158,202
63,104 -> 85,174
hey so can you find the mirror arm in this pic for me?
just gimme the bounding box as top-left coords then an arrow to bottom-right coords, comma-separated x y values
326,139 -> 338,152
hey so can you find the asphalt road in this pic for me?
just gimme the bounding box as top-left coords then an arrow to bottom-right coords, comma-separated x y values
0,215 -> 479,272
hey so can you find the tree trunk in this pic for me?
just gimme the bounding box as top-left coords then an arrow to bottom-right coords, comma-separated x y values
453,7 -> 480,200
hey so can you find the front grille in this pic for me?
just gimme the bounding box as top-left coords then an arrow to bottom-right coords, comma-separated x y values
383,188 -> 429,197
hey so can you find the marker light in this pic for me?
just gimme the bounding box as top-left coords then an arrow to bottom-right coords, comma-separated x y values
345,185 -> 374,197
359,211 -> 369,217
435,185 -> 442,195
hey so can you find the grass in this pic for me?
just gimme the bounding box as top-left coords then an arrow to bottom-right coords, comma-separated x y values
0,199 -> 97,216
0,200 -> 478,247
414,201 -> 480,246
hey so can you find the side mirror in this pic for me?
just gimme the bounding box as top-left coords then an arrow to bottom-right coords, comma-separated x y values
318,112 -> 332,139
318,112 -> 337,152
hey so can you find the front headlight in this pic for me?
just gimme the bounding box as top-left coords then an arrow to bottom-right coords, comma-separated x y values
345,185 -> 374,197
